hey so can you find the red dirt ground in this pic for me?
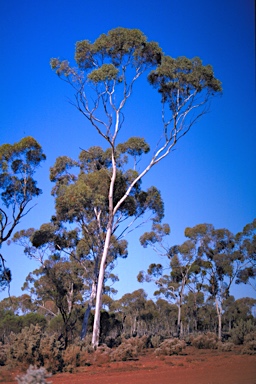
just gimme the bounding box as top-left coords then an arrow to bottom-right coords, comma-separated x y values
1,348 -> 255,384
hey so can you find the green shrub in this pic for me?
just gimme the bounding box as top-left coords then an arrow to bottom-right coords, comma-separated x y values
21,313 -> 47,330
123,335 -> 150,352
110,342 -> 138,361
151,334 -> 163,348
39,334 -> 65,373
230,320 -> 256,345
16,365 -> 52,384
8,324 -> 43,367
241,331 -> 256,355
6,325 -> 65,373
155,338 -> 186,356
190,332 -> 218,349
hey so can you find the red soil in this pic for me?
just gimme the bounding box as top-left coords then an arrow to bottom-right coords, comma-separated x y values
1,348 -> 255,384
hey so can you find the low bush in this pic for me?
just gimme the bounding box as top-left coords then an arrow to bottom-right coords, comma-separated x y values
110,342 -> 138,361
123,335 -> 150,352
242,340 -> 256,355
155,338 -> 186,356
241,331 -> 256,355
62,345 -> 81,372
217,342 -> 235,352
93,344 -> 111,364
189,332 -> 218,349
39,334 -> 65,373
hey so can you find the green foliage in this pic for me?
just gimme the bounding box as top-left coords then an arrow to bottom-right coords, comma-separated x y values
0,137 -> 45,288
88,64 -> 119,83
22,313 -> 47,330
8,324 -> 43,366
0,310 -> 23,342
148,56 -> 222,112
0,137 -> 45,209
230,319 -> 256,345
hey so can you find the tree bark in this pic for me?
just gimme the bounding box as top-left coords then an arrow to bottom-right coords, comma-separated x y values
91,224 -> 113,348
215,297 -> 222,340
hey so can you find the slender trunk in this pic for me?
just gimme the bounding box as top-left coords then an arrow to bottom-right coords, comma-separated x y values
177,303 -> 181,338
80,281 -> 97,339
177,279 -> 185,338
91,224 -> 113,348
215,297 -> 222,340
132,316 -> 137,336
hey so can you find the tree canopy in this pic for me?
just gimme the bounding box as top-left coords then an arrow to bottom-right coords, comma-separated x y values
0,137 -> 45,289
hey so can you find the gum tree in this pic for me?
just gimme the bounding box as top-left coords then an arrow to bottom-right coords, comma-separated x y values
235,219 -> 256,291
185,223 -> 245,340
0,137 -> 46,289
138,224 -> 203,337
51,27 -> 222,347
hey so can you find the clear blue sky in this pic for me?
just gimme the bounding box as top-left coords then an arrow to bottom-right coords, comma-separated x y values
0,0 -> 255,301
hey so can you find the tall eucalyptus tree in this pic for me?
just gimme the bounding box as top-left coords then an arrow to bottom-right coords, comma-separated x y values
51,27 -> 222,347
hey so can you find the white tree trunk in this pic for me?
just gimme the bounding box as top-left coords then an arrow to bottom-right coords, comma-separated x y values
91,224 -> 113,348
215,297 -> 222,340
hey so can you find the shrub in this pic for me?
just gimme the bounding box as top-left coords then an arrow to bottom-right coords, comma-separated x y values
151,334 -> 163,348
190,332 -> 218,349
62,345 -> 81,372
230,320 -> 256,345
241,331 -> 256,355
242,340 -> 256,355
217,342 -> 235,352
110,342 -> 138,361
8,324 -> 43,367
39,334 -> 65,373
123,335 -> 150,352
0,342 -> 7,365
93,344 -> 111,364
155,338 -> 186,356
16,365 -> 52,384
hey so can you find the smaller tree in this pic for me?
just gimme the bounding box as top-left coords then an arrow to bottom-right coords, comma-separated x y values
0,137 -> 46,288
138,223 -> 202,337
186,223 -> 245,340
22,256 -> 84,348
235,219 -> 256,291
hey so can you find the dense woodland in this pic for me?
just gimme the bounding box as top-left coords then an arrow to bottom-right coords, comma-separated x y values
0,28 -> 255,376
